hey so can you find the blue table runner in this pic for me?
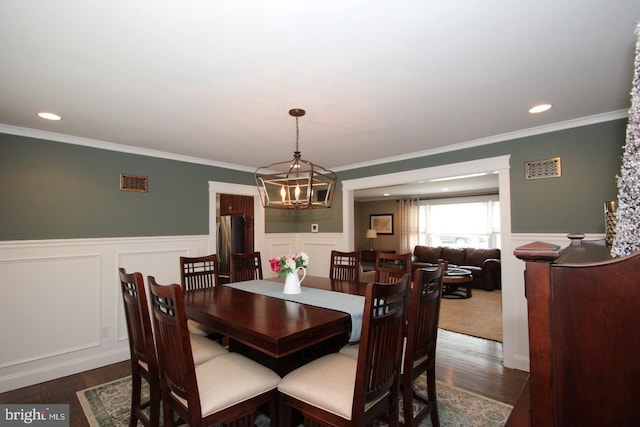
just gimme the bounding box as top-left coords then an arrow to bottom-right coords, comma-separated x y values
225,280 -> 364,342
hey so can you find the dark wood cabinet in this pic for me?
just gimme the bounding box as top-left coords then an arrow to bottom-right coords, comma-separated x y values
509,235 -> 640,426
220,194 -> 250,216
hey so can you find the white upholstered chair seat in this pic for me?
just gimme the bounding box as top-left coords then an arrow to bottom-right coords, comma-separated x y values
339,337 -> 427,375
278,353 -> 387,420
338,342 -> 359,359
187,318 -> 218,336
358,263 -> 376,283
175,352 -> 280,417
189,333 -> 228,365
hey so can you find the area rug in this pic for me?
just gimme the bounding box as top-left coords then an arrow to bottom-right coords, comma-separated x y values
77,374 -> 512,426
439,290 -> 503,342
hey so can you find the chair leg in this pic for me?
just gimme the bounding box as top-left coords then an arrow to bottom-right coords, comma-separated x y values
426,365 -> 440,427
277,396 -> 291,427
148,378 -> 161,427
267,398 -> 277,427
130,372 -> 142,427
388,391 -> 400,427
402,382 -> 414,427
162,392 -> 175,427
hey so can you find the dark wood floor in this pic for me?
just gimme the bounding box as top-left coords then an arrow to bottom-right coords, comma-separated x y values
0,330 -> 528,427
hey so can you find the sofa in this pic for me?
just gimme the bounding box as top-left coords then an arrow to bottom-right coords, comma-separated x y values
412,245 -> 501,291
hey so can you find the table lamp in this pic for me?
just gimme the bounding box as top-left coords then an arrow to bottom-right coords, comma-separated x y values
366,229 -> 377,250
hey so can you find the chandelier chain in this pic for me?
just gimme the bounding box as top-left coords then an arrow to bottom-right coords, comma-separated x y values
295,116 -> 300,153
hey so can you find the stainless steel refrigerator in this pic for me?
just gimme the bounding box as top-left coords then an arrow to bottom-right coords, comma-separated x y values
217,215 -> 245,282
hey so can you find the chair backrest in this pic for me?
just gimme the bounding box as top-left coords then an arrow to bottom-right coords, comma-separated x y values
329,250 -> 360,282
375,252 -> 412,283
404,265 -> 445,378
147,276 -> 203,417
179,254 -> 220,292
230,251 -> 263,282
352,273 -> 410,422
118,268 -> 158,375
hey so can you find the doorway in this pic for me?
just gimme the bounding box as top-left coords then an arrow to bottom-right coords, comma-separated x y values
208,182 -> 265,264
340,155 -> 519,368
217,193 -> 255,283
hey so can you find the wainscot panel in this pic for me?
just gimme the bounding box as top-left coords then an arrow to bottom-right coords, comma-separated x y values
0,235 -> 209,392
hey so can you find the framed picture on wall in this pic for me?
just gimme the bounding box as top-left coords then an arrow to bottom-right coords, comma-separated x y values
369,214 -> 394,235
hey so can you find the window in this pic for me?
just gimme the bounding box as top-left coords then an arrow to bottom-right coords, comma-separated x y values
417,195 -> 500,249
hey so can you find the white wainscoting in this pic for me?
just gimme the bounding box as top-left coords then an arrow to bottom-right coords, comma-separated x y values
0,231 -> 605,391
0,235 -> 210,393
261,232 -> 346,279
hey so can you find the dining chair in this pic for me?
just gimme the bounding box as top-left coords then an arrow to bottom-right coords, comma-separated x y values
147,276 -> 280,426
180,254 -> 220,292
338,265 -> 445,426
179,255 -> 222,338
118,268 -> 161,427
375,252 -> 413,284
230,251 -> 263,282
278,273 -> 410,426
119,268 -> 229,426
329,250 -> 360,282
401,265 -> 445,427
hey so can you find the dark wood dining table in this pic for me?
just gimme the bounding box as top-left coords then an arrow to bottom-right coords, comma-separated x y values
183,276 -> 368,375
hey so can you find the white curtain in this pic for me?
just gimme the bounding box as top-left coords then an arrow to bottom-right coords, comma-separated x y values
398,197 -> 420,254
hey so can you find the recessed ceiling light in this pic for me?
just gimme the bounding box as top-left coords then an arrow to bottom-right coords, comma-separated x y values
528,104 -> 552,114
37,112 -> 62,121
383,193 -> 391,197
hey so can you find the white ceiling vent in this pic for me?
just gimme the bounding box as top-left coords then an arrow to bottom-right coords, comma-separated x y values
525,157 -> 561,180
120,174 -> 148,192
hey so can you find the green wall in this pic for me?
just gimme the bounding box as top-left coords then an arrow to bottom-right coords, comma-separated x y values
0,118 -> 627,240
338,119 -> 626,234
263,183 -> 343,234
0,133 -> 253,240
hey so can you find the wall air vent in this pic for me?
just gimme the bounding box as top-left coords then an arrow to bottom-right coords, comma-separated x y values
120,174 -> 148,192
525,157 -> 561,180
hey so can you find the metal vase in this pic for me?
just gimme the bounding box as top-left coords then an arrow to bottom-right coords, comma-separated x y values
604,201 -> 617,246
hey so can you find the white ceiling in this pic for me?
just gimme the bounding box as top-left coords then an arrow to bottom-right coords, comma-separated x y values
1,1 -> 638,176
354,172 -> 500,201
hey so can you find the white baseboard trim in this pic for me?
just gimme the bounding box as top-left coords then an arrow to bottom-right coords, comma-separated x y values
0,349 -> 129,394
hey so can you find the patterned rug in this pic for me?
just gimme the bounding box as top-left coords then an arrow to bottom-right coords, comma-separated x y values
77,374 -> 512,426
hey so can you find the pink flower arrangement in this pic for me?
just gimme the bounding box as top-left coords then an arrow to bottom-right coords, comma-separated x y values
269,252 -> 309,278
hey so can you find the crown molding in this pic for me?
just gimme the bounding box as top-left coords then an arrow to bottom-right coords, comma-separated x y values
0,123 -> 256,173
1,109 -> 628,174
332,109 -> 628,172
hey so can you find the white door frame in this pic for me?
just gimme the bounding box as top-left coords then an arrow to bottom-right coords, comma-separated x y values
341,155 -> 518,368
208,181 -> 264,256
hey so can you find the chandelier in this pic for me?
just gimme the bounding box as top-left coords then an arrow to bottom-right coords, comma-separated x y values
255,108 -> 337,209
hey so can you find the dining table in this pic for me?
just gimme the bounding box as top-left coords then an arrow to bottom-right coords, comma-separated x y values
183,275 -> 368,375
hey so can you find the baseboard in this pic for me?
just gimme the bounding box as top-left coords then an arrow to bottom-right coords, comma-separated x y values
0,349 -> 129,394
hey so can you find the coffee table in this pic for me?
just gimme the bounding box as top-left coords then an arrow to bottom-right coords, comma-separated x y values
443,268 -> 473,299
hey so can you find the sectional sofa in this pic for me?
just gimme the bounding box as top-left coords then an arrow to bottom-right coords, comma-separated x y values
412,245 -> 501,291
